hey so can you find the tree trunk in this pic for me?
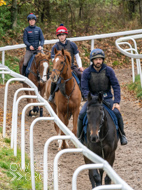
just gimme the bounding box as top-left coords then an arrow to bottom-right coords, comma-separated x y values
11,0 -> 17,29
139,0 -> 142,24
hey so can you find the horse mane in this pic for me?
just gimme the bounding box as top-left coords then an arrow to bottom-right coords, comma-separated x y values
35,52 -> 50,64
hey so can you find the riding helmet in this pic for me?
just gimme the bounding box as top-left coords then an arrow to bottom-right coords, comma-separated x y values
90,48 -> 105,61
56,24 -> 68,36
27,13 -> 37,21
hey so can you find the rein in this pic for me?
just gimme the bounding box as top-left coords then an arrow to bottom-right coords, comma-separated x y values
53,54 -> 75,119
88,103 -> 109,159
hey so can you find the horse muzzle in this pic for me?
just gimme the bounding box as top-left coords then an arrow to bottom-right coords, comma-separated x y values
90,134 -> 99,143
50,73 -> 58,83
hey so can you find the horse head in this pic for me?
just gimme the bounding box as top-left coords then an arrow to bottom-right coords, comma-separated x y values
35,52 -> 50,83
87,92 -> 106,143
50,48 -> 71,83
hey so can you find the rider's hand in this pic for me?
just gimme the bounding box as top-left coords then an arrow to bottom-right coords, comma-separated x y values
78,67 -> 84,72
30,46 -> 34,50
112,103 -> 120,112
38,46 -> 42,50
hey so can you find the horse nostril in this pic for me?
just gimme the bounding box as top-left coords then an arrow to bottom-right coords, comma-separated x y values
90,135 -> 99,142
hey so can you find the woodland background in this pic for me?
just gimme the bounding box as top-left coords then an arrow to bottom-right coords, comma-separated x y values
1,0 -> 142,72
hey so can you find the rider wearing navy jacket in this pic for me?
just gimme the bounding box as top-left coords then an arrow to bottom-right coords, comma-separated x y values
77,48 -> 127,145
22,13 -> 44,76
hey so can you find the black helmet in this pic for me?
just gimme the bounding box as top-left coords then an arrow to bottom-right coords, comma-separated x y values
27,13 -> 37,21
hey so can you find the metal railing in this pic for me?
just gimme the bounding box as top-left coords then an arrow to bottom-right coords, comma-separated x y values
1,28 -> 142,82
115,34 -> 142,87
0,64 -> 133,190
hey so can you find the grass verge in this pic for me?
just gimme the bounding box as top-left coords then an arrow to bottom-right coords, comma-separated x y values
127,74 -> 142,99
0,56 -> 20,83
0,126 -> 43,190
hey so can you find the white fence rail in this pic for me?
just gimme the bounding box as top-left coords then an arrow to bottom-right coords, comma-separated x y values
1,29 -> 142,82
0,64 -> 133,190
115,34 -> 142,87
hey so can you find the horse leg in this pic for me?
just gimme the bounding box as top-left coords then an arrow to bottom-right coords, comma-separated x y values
105,152 -> 115,185
72,108 -> 80,136
39,84 -> 46,117
99,169 -> 104,184
57,111 -> 69,150
89,169 -> 101,188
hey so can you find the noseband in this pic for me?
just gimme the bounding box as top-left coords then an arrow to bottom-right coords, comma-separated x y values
52,54 -> 68,79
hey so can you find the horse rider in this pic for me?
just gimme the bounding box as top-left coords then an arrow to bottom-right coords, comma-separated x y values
77,48 -> 127,145
22,13 -> 44,76
48,24 -> 84,102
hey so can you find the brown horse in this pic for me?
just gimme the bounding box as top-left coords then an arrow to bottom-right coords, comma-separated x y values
19,52 -> 50,117
46,48 -> 81,150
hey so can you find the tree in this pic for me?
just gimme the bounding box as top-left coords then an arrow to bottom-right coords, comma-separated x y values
11,0 -> 17,29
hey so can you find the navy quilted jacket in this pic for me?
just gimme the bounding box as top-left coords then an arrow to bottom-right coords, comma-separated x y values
23,25 -> 44,50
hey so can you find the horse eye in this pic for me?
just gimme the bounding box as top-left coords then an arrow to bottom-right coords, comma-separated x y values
61,61 -> 64,64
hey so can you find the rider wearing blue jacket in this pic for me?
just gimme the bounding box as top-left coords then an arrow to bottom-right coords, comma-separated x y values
77,48 -> 127,145
22,13 -> 44,76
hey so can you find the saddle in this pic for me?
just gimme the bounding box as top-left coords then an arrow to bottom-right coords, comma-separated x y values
55,72 -> 81,97
82,103 -> 119,143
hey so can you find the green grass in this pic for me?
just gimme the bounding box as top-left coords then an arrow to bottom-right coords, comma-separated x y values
0,56 -> 20,83
128,74 -> 142,99
0,127 -> 43,190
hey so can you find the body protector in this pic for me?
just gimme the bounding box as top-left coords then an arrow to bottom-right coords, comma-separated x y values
89,68 -> 110,94
56,41 -> 74,66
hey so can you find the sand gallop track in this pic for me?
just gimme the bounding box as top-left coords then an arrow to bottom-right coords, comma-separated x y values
0,68 -> 142,190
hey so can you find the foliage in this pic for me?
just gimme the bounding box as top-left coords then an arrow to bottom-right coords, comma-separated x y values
0,0 -> 6,6
128,75 -> 142,99
0,56 -> 20,83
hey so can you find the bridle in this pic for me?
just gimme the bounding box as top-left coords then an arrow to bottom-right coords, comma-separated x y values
29,58 -> 49,83
52,54 -> 68,79
88,103 -> 109,158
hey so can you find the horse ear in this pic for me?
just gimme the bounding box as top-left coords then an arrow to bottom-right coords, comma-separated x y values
61,48 -> 65,56
88,92 -> 92,101
54,48 -> 58,55
98,92 -> 103,103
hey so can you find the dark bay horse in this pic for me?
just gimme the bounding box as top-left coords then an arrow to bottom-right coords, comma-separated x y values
84,92 -> 118,188
19,52 -> 50,117
46,48 -> 81,150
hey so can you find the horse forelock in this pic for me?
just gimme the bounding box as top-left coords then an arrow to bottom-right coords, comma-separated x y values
87,96 -> 102,108
55,50 -> 71,66
35,53 -> 49,64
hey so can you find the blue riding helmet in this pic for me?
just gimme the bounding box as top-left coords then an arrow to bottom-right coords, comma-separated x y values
27,13 -> 37,21
90,48 -> 105,61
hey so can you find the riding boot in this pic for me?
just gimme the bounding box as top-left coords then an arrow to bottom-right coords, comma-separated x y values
22,65 -> 27,76
77,118 -> 84,143
48,82 -> 57,103
118,117 -> 127,145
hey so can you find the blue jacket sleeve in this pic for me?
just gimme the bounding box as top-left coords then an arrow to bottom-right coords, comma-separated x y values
39,28 -> 44,47
81,68 -> 90,98
23,29 -> 31,47
107,67 -> 121,103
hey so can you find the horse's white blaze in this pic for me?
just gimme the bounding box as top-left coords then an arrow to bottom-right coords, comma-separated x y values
42,62 -> 48,81
55,57 -> 59,62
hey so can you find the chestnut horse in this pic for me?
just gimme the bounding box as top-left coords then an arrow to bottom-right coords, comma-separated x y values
84,92 -> 118,188
46,48 -> 81,150
19,52 -> 50,117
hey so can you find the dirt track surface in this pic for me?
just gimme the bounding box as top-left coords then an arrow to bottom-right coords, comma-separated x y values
0,68 -> 142,190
